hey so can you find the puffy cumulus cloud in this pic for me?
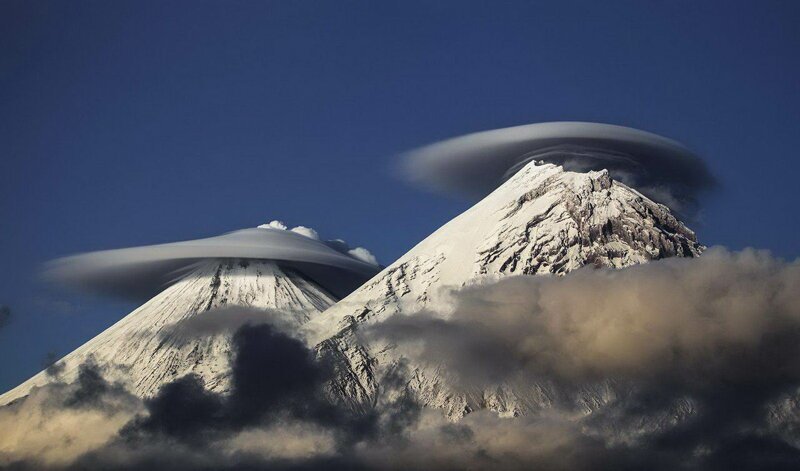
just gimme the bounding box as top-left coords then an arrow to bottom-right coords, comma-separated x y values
402,122 -> 715,211
44,225 -> 380,301
260,222 -> 380,267
290,226 -> 321,240
257,221 -> 324,243
257,220 -> 289,230
348,247 -> 379,267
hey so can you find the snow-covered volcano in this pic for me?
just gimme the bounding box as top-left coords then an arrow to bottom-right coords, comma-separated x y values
1,156 -> 703,420
0,259 -> 339,404
307,160 -> 703,417
0,223 -> 381,406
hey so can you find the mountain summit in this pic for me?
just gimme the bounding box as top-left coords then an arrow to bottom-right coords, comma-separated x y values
307,160 -> 703,416
0,225 -> 380,406
0,259 -> 339,404
1,160 -> 702,417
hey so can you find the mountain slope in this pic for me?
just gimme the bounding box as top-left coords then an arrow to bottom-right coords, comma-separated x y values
307,161 -> 702,416
0,259 -> 337,405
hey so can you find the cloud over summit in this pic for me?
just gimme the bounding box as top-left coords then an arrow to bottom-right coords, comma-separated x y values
402,122 -> 715,210
43,222 -> 380,301
258,220 -> 379,267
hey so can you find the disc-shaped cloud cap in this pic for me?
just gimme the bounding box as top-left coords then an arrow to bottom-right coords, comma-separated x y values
44,228 -> 381,301
403,122 -> 714,209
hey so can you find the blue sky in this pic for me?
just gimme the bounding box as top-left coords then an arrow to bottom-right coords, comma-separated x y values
1,0 -> 799,391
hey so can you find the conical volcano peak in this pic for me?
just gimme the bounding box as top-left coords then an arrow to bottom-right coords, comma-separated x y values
0,258 -> 338,405
2,220 -> 383,406
472,160 -> 701,276
306,158 -> 704,417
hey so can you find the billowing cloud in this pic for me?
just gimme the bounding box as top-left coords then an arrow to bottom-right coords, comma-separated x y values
4,298 -> 800,470
360,247 -> 800,468
6,249 -> 800,470
44,224 -> 380,301
402,122 -> 715,210
365,247 -> 800,386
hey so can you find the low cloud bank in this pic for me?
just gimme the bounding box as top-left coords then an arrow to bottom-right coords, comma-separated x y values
363,247 -> 800,469
4,248 -> 800,470
367,247 -> 800,386
0,362 -> 142,467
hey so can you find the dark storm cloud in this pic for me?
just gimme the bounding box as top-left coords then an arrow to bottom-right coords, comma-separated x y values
62,323 -> 409,471
43,227 -> 380,301
127,324 -> 332,437
402,122 -> 715,210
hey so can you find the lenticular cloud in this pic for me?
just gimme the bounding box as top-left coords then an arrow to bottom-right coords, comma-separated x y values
44,222 -> 380,300
402,122 -> 715,209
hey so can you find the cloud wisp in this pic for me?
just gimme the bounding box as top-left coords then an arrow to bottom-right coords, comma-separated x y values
43,223 -> 380,301
402,122 -> 715,210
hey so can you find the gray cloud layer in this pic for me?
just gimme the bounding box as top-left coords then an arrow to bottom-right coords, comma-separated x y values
6,249 -> 800,470
402,122 -> 715,209
44,227 -> 380,301
366,247 -> 800,386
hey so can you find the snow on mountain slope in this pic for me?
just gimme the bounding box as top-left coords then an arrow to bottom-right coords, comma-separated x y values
0,259 -> 337,405
307,160 -> 703,417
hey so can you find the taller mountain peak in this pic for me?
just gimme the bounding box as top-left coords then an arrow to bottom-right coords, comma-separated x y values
307,160 -> 703,417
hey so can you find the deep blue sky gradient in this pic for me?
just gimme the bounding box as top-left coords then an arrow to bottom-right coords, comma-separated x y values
1,0 -> 799,391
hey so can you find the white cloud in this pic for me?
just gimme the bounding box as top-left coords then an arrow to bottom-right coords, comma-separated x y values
257,220 -> 288,230
348,247 -> 379,266
290,225 -> 320,240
